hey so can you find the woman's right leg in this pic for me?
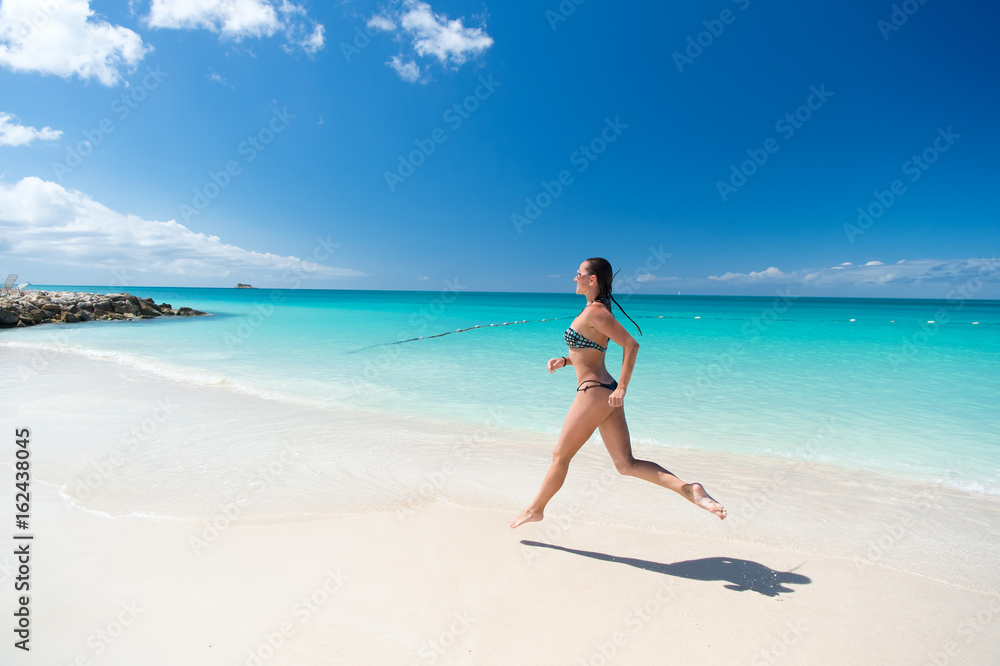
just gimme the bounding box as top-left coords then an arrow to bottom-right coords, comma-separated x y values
509,390 -> 613,528
598,405 -> 727,520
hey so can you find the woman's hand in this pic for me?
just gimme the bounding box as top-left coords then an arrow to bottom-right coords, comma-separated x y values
547,357 -> 567,373
608,386 -> 626,408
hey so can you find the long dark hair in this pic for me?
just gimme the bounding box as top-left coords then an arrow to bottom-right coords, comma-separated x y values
585,257 -> 642,335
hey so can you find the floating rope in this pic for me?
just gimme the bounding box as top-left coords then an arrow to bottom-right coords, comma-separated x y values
350,316 -> 574,352
349,314 -> 992,353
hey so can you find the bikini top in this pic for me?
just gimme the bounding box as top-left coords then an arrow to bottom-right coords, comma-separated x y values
564,327 -> 607,353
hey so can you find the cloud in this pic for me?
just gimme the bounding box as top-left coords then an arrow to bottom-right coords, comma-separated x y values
0,112 -> 62,146
634,273 -> 680,282
708,258 -> 999,289
387,55 -> 421,83
207,71 -> 232,88
709,266 -> 791,282
146,0 -> 325,53
0,177 -> 365,281
0,0 -> 150,86
370,0 -> 493,82
367,15 -> 396,31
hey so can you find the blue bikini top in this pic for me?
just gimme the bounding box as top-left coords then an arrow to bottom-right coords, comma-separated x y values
564,327 -> 607,353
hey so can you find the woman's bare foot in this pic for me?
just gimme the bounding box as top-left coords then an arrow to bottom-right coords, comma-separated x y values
510,508 -> 543,529
683,482 -> 727,520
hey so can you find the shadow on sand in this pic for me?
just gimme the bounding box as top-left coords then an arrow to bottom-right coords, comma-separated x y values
520,541 -> 811,597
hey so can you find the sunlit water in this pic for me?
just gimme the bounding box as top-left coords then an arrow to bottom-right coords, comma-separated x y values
4,286 -> 999,495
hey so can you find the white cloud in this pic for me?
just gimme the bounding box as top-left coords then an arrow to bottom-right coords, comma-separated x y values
387,55 -> 421,83
367,15 -> 396,31
706,258 -> 999,289
147,0 -> 325,53
709,266 -> 790,282
372,0 -> 493,82
0,0 -> 150,86
399,0 -> 492,65
0,112 -> 62,146
0,177 -> 365,280
297,21 -> 324,54
634,273 -> 679,282
208,71 -> 231,87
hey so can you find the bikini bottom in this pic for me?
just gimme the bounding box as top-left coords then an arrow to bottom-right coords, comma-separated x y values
576,378 -> 618,393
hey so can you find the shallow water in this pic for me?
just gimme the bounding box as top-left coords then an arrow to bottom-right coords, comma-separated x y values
3,286 -> 999,493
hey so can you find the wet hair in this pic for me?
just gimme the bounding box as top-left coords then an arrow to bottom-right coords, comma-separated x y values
585,257 -> 642,335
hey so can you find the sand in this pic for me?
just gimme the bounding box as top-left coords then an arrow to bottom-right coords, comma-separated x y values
2,346 -> 999,664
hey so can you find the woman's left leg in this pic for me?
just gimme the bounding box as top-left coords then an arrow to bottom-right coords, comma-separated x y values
598,405 -> 727,520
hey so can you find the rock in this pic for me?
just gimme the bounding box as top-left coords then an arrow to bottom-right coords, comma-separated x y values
0,291 -> 209,327
139,301 -> 162,317
0,308 -> 19,326
114,302 -> 139,315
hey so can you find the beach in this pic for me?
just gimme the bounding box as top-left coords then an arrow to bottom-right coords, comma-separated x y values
4,344 -> 1000,664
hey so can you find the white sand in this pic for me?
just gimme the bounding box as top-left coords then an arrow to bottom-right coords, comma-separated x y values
2,347 -> 1000,664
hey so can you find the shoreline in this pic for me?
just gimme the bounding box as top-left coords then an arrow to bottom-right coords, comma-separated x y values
3,346 -> 1000,662
3,336 -> 998,498
4,347 -> 1000,582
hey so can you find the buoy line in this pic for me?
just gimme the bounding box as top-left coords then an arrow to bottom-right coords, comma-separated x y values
349,314 -> 993,353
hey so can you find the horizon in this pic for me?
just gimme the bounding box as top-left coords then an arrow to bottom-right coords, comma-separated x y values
19,282 -> 1000,305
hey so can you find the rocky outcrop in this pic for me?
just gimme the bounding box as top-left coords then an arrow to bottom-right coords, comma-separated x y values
0,291 -> 210,328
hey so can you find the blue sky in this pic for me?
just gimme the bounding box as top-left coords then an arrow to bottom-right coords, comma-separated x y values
0,0 -> 997,298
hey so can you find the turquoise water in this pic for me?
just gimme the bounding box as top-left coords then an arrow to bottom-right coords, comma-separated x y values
4,285 -> 999,493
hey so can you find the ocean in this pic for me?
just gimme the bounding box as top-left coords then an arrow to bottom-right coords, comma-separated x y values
3,285 -> 999,497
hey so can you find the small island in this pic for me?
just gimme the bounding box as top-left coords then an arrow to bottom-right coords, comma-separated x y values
235,283 -> 256,289
0,291 -> 209,328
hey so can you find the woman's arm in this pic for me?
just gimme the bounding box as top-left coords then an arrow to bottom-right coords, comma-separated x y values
587,306 -> 639,390
547,356 -> 571,373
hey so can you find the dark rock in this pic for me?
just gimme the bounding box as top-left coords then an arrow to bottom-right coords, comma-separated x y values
114,302 -> 139,315
1,291 -> 208,327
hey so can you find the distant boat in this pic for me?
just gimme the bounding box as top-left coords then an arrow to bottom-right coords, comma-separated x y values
235,283 -> 256,289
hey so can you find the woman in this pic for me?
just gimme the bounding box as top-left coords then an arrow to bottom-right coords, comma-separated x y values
510,257 -> 726,528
